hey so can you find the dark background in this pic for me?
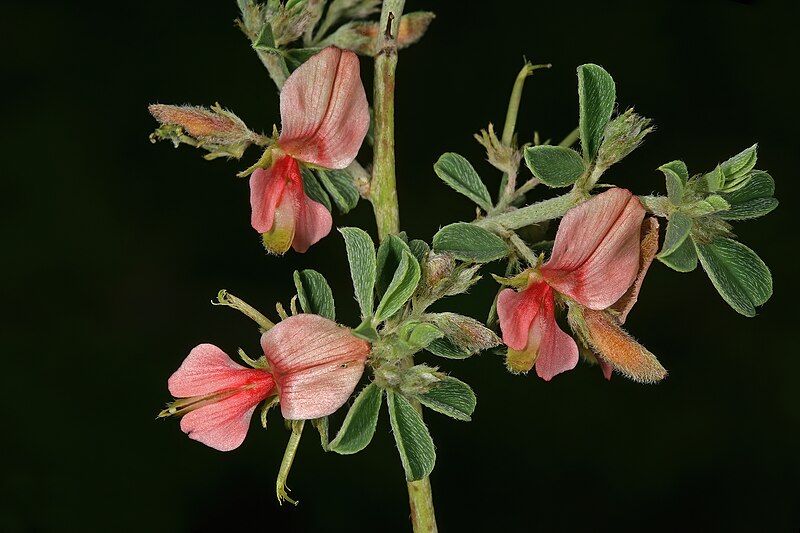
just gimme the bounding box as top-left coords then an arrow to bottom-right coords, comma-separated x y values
4,0 -> 799,531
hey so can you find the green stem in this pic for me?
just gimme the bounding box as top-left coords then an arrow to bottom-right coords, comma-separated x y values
371,2 -> 438,532
256,52 -> 289,89
214,289 -> 275,332
497,62 -> 551,202
370,1 -> 404,241
477,191 -> 584,231
276,420 -> 304,505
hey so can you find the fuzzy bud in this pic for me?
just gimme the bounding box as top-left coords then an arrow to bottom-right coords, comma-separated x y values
596,108 -> 653,170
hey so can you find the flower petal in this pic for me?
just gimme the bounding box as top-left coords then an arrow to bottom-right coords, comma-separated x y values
583,309 -> 667,383
168,343 -> 271,398
533,289 -> 579,381
261,314 -> 370,420
179,382 -> 271,452
279,47 -> 370,169
541,188 -> 645,310
497,278 -> 549,351
611,217 -> 660,323
291,188 -> 333,253
250,156 -> 298,233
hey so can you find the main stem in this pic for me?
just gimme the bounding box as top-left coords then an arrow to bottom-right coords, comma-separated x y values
371,2 -> 438,532
371,1 -> 403,241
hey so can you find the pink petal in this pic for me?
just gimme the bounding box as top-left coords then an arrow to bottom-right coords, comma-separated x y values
179,382 -> 272,452
611,217 -> 660,323
168,343 -> 272,398
497,279 -> 548,351
532,289 -> 579,381
291,187 -> 333,253
261,314 -> 370,420
541,188 -> 645,310
279,47 -> 370,169
250,156 -> 298,233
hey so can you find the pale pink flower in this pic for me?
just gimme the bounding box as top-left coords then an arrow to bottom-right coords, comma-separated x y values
250,46 -> 369,253
497,188 -> 646,380
164,315 -> 370,451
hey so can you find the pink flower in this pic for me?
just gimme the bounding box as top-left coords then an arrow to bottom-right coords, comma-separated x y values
164,314 -> 370,451
497,188 -> 646,380
250,46 -> 369,253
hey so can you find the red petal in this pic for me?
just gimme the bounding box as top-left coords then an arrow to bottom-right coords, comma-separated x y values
179,381 -> 272,452
497,279 -> 548,351
261,314 -> 370,420
279,47 -> 369,169
250,156 -> 300,233
532,289 -> 579,381
541,188 -> 645,310
168,344 -> 272,398
291,187 -> 333,253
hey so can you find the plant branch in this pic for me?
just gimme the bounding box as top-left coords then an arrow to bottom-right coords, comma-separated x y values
370,1 -> 404,241
477,191 -> 584,231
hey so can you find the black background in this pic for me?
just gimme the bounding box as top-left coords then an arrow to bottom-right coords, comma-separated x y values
4,0 -> 799,531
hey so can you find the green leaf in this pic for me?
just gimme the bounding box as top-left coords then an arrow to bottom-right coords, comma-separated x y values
252,23 -> 278,52
695,237 -> 772,317
719,143 -> 758,184
720,197 -> 778,220
317,169 -> 360,214
415,376 -> 476,422
376,235 -> 410,297
722,171 -> 775,204
339,227 -> 376,319
408,239 -> 430,264
387,390 -> 436,481
352,318 -> 380,343
659,160 -> 688,203
282,47 -> 322,71
701,165 -> 725,192
293,269 -> 335,321
523,145 -> 585,187
397,321 -> 443,351
374,248 -> 421,323
329,384 -> 383,455
719,171 -> 778,220
426,337 -> 471,359
659,160 -> 689,184
433,153 -> 493,210
301,167 -> 332,211
659,211 -> 693,257
658,236 -> 698,272
577,64 -> 616,161
432,223 -> 508,263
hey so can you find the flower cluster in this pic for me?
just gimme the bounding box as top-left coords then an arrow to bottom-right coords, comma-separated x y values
498,188 -> 666,382
162,314 -> 369,451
